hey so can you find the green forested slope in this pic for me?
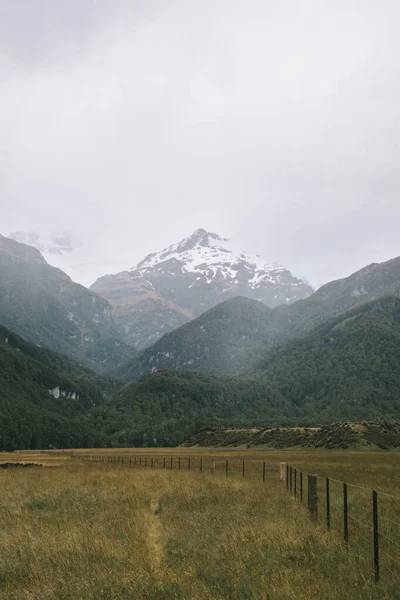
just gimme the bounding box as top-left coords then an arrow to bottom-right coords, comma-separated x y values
253,295 -> 400,423
0,326 -> 116,450
0,234 -> 131,370
3,294 -> 400,449
92,370 -> 289,447
118,297 -> 287,381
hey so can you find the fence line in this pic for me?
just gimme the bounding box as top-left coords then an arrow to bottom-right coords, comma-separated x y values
45,451 -> 399,585
283,462 -> 400,585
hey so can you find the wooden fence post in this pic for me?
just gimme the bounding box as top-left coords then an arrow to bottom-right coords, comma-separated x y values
343,483 -> 349,544
300,472 -> 303,501
308,474 -> 318,520
290,466 -> 293,493
294,469 -> 297,498
226,459 -> 229,477
200,457 -> 203,473
373,491 -> 380,582
263,461 -> 266,483
211,458 -> 215,474
326,478 -> 330,530
242,460 -> 245,479
280,462 -> 286,485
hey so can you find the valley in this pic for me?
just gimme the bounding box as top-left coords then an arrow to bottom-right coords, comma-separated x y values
1,231 -> 400,451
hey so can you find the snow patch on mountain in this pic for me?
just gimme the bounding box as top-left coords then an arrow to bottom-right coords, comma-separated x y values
132,228 -> 304,290
8,230 -> 76,256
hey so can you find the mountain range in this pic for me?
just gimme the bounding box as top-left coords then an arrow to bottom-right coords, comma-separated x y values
91,228 -> 313,349
1,229 -> 400,449
120,255 -> 400,380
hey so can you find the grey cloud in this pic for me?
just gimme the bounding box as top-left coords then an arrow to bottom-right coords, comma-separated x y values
1,0 -> 399,288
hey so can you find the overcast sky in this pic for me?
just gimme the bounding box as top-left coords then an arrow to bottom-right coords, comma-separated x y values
1,0 -> 399,288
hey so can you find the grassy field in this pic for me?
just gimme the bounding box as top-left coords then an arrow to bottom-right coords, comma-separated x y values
0,449 -> 399,599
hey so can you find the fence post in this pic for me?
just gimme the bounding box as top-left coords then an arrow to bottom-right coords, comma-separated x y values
373,491 -> 379,583
343,483 -> 349,544
242,460 -> 245,479
294,469 -> 297,498
188,457 -> 191,471
170,457 -> 173,469
290,467 -> 293,493
263,461 -> 266,483
300,472 -> 303,501
178,456 -> 181,471
200,457 -> 203,473
163,457 -> 166,469
280,462 -> 286,485
308,474 -> 318,520
151,457 -> 154,468
286,464 -> 289,490
226,459 -> 229,477
211,458 -> 215,473
326,478 -> 330,530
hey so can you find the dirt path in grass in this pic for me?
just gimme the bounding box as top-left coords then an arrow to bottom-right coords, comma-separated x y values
146,499 -> 165,575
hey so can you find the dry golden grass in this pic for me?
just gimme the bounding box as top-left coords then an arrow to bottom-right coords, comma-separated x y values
1,451 -> 400,599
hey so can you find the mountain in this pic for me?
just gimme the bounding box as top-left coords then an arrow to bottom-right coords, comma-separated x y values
118,297 -> 288,381
278,255 -> 400,335
8,230 -> 75,256
252,295 -> 400,423
0,325 -> 116,450
91,228 -> 313,349
98,291 -> 400,443
119,254 -> 400,380
3,294 -> 400,450
0,234 -> 131,370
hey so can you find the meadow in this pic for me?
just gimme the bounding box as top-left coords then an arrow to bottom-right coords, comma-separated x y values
0,449 -> 399,600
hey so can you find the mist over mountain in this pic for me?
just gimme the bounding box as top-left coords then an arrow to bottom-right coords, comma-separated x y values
0,234 -> 130,370
92,228 -> 313,349
1,228 -> 400,450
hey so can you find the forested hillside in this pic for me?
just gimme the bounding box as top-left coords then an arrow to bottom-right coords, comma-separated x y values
0,326 -> 116,450
91,370 -> 289,447
253,295 -> 400,423
118,297 -> 287,381
0,234 -> 130,370
2,293 -> 400,450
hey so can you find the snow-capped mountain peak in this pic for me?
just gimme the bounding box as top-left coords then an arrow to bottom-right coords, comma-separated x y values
92,228 -> 314,350
133,228 -> 292,289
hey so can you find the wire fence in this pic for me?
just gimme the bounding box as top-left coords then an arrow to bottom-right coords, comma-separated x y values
68,453 -> 269,483
62,452 -> 399,585
284,463 -> 400,585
